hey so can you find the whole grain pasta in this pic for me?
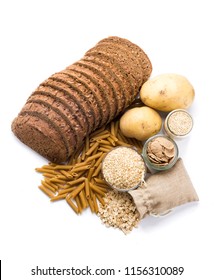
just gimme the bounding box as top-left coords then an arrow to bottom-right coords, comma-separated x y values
36,119 -> 143,215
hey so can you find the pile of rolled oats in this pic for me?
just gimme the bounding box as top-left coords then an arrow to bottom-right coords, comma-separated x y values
98,190 -> 140,234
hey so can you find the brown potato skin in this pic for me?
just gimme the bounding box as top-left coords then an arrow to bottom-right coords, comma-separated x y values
119,106 -> 162,141
140,73 -> 195,112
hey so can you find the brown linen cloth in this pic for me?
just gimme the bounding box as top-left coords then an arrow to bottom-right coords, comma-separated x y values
129,158 -> 199,219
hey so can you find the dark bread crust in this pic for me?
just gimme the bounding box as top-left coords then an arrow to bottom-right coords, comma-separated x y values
12,36 -> 152,163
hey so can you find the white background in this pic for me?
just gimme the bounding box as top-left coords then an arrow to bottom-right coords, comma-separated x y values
0,0 -> 213,279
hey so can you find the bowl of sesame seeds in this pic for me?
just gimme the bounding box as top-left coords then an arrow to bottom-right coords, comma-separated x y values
101,146 -> 146,192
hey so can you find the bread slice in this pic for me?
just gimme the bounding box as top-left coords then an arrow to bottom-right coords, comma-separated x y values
86,43 -> 142,93
12,111 -> 69,162
52,71 -> 100,129
98,36 -> 152,82
83,51 -> 133,110
80,56 -> 124,115
60,69 -> 103,130
39,79 -> 91,134
74,60 -> 118,120
67,63 -> 111,127
26,91 -> 82,149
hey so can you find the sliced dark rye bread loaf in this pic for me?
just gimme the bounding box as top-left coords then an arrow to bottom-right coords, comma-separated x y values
79,57 -> 125,115
60,68 -> 103,129
39,79 -> 92,134
67,63 -> 112,127
84,48 -> 138,107
96,36 -> 152,82
83,51 -> 135,109
12,36 -> 152,163
50,72 -> 99,129
29,85 -> 86,135
26,90 -> 84,149
97,41 -> 150,85
13,110 -> 69,162
70,61 -> 116,123
85,43 -> 143,93
73,60 -> 119,119
18,101 -> 73,156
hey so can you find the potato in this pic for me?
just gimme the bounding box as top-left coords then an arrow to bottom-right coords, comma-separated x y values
140,73 -> 195,112
119,106 -> 162,141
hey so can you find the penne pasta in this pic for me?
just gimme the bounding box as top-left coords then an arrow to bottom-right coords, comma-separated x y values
93,178 -> 107,185
35,168 -> 56,175
59,170 -> 73,179
53,165 -> 73,170
92,191 -> 99,213
58,186 -> 76,195
98,147 -> 112,153
89,182 -> 106,196
85,141 -> 99,156
69,182 -> 85,198
75,195 -> 83,213
49,177 -> 67,184
94,153 -> 106,168
97,139 -> 110,145
95,193 -> 105,206
50,193 -> 67,201
92,163 -> 102,178
66,195 -> 79,214
85,152 -> 103,163
67,177 -> 86,186
38,185 -> 54,198
84,178 -> 90,199
90,132 -> 110,142
108,133 -> 119,143
87,167 -> 95,181
87,192 -> 95,213
42,173 -> 55,179
107,136 -> 117,146
43,180 -> 60,191
41,180 -> 56,193
71,164 -> 91,173
36,119 -> 144,216
79,190 -> 88,209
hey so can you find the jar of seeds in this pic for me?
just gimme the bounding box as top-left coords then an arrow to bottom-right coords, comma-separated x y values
164,109 -> 193,139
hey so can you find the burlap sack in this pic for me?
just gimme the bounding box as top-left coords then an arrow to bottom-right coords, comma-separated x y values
129,158 -> 199,219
